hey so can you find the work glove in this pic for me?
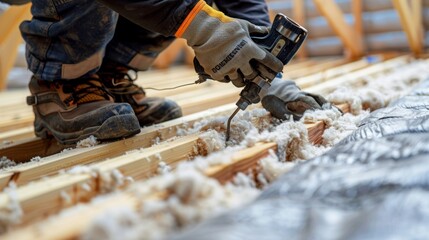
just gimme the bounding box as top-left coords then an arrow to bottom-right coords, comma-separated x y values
175,0 -> 283,87
260,78 -> 328,120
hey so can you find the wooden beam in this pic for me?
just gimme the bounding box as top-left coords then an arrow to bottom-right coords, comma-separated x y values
284,58 -> 349,79
0,104 -> 237,188
295,58 -> 370,88
293,0 -> 308,59
2,194 -> 140,240
0,56 -> 407,165
352,0 -> 366,54
306,55 -> 411,95
0,134 -> 202,225
0,4 -> 31,90
0,127 -> 35,143
205,142 -> 278,184
0,104 -> 348,239
392,0 -> 423,56
410,0 -> 424,51
0,59 -> 337,160
313,0 -> 363,59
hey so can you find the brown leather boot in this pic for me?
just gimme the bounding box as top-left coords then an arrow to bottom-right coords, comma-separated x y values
27,75 -> 141,145
98,61 -> 183,127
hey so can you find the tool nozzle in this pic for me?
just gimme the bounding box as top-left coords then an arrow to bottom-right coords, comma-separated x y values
225,108 -> 240,143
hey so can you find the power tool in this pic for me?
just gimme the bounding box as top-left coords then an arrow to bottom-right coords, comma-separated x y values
195,13 -> 308,142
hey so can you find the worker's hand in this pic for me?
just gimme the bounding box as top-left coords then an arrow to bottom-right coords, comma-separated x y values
176,1 -> 283,87
260,78 -> 328,120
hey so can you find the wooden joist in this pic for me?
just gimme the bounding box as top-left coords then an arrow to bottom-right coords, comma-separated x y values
0,104 -> 238,188
1,103 -> 350,238
0,59 -> 321,136
0,56 -> 409,166
306,55 -> 411,94
0,58 -> 343,161
392,0 -> 424,56
0,134 -> 202,225
2,54 -> 426,239
292,0 -> 308,59
295,58 -> 370,88
313,0 -> 364,59
352,0 -> 366,53
0,4 -> 31,90
2,193 -> 139,240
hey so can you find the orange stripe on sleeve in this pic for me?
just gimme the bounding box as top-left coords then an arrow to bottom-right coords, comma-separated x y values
175,0 -> 206,38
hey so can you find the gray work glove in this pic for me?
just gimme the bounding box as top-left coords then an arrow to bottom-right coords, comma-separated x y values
176,1 -> 283,87
260,78 -> 328,120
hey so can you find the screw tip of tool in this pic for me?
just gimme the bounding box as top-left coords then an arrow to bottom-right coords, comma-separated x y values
225,108 -> 240,145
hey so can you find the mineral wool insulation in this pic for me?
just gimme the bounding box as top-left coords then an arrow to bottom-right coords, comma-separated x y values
80,60 -> 429,239
1,59 -> 429,239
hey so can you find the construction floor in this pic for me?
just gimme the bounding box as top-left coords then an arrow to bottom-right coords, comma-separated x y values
0,54 -> 428,239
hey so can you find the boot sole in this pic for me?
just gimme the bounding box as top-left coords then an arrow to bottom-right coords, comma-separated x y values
35,114 -> 141,145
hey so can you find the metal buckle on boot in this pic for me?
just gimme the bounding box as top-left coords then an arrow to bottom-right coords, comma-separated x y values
26,96 -> 37,105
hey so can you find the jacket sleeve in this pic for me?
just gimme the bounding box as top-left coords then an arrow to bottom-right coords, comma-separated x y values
96,0 -> 199,36
214,0 -> 271,27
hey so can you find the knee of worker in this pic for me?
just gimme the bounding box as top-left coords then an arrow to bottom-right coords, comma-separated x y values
105,18 -> 176,71
20,0 -> 118,74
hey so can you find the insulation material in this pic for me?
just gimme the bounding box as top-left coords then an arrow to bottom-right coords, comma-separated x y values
171,80 -> 429,240
76,136 -> 98,148
0,157 -> 16,169
15,61 -> 429,239
82,169 -> 260,240
78,105 -> 369,239
0,183 -> 22,233
327,60 -> 429,114
172,133 -> 429,240
258,149 -> 296,183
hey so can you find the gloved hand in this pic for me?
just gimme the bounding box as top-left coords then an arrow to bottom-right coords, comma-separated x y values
260,78 -> 328,120
175,0 -> 283,87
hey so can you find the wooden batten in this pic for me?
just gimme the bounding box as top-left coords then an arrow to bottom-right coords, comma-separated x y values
352,0 -> 366,54
306,55 -> 411,95
0,4 -> 31,90
295,58 -> 370,88
0,104 -> 237,188
392,0 -> 424,56
2,103 -> 350,239
0,134 -> 202,225
313,0 -> 364,59
293,0 -> 308,59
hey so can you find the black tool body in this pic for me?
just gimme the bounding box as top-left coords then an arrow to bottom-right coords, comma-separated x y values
253,14 -> 307,65
236,14 -> 308,110
226,14 -> 308,142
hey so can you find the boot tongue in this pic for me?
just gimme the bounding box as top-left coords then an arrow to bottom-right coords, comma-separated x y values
74,79 -> 109,105
99,62 -> 146,101
105,70 -> 146,99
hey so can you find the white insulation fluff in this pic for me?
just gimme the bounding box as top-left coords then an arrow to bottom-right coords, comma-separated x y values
82,169 -> 259,240
36,60 -> 429,240
327,60 -> 429,114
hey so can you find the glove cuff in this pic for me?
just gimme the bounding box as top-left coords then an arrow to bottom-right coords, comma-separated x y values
174,0 -> 233,46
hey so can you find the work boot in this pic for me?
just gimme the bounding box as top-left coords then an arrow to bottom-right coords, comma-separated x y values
27,75 -> 141,145
98,61 -> 183,127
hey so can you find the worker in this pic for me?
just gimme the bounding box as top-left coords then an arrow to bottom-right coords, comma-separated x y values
17,0 -> 328,144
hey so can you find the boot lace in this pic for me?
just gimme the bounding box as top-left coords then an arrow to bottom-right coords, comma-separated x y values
100,67 -> 145,96
60,77 -> 112,106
